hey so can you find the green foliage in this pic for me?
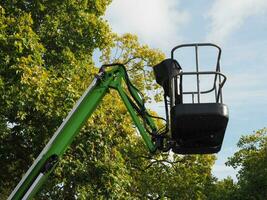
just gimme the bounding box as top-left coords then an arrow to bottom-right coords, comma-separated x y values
129,153 -> 216,199
226,128 -> 267,199
0,1 -> 116,199
205,177 -> 239,200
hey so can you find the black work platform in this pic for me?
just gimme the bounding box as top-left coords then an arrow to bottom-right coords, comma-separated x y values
171,103 -> 229,154
153,43 -> 229,154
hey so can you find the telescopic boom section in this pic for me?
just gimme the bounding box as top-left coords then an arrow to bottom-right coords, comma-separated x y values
9,64 -> 158,200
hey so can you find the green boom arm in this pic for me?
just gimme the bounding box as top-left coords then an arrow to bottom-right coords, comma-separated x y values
8,64 -> 160,200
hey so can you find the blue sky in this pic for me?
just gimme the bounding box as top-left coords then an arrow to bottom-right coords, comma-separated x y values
101,0 -> 267,180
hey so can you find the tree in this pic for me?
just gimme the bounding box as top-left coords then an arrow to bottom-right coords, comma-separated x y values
0,1 -> 119,198
226,128 -> 267,200
129,153 -> 216,200
205,177 -> 239,200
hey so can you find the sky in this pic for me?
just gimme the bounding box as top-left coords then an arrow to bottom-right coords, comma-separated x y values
102,0 -> 267,180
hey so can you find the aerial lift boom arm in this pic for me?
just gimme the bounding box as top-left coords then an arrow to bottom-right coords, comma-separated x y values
9,64 -> 161,200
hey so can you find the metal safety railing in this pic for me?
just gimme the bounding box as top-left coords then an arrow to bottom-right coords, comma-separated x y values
171,43 -> 227,104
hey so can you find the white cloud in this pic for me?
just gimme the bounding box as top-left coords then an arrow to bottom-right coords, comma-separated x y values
105,0 -> 190,51
207,0 -> 267,43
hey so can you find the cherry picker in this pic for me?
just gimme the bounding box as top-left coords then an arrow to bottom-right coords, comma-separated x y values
8,43 -> 229,199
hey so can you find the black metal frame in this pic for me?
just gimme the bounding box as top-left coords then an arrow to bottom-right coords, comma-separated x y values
170,43 -> 227,106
